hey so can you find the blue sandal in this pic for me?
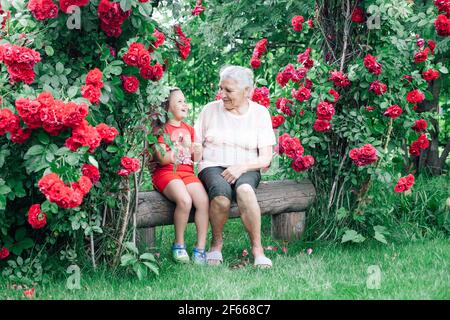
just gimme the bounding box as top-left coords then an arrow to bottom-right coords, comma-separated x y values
192,247 -> 207,265
172,243 -> 190,263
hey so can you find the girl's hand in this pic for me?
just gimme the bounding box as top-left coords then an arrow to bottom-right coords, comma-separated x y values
192,142 -> 203,155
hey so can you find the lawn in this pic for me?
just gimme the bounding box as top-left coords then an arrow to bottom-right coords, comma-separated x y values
1,217 -> 449,300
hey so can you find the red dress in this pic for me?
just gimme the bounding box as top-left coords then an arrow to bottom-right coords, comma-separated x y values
152,122 -> 201,193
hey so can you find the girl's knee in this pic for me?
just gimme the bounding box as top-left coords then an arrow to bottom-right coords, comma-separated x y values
176,195 -> 192,211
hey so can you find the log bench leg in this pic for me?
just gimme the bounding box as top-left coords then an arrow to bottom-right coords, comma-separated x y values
271,212 -> 306,241
137,227 -> 156,250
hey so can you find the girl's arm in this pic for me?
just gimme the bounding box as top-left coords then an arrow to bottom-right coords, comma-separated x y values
154,143 -> 175,165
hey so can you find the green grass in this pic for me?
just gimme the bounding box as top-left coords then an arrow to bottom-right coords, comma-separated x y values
1,217 -> 449,300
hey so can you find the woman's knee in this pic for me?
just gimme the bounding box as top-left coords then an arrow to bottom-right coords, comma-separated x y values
236,184 -> 256,202
211,195 -> 231,212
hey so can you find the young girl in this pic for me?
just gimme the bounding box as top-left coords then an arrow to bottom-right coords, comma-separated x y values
152,88 -> 209,265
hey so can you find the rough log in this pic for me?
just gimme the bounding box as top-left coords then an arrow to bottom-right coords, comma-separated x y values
137,180 -> 316,228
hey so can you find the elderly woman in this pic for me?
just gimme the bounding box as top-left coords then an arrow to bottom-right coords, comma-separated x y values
194,65 -> 276,267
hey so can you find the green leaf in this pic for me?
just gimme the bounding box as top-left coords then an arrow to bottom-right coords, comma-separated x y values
15,228 -> 27,241
0,185 -> 11,195
67,86 -> 78,99
24,145 -> 45,159
45,46 -> 54,57
124,241 -> 139,255
120,0 -> 132,12
106,145 -> 118,153
139,253 -> 156,262
374,232 -> 387,244
439,66 -> 448,74
134,264 -> 147,281
341,229 -> 366,243
142,261 -> 159,276
121,254 -> 137,266
88,156 -> 99,168
55,62 -> 64,74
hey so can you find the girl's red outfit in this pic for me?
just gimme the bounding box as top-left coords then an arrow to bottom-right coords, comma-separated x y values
152,122 -> 201,193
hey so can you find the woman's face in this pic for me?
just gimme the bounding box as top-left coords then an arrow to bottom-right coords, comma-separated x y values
219,78 -> 249,110
168,90 -> 189,121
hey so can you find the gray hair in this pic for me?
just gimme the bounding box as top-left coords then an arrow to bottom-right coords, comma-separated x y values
219,65 -> 254,91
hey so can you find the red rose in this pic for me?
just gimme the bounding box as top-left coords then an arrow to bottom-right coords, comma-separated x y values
72,176 -> 92,195
96,123 -> 119,143
422,69 -> 440,81
275,97 -> 293,116
82,164 -> 100,184
291,15 -> 304,32
435,14 -> 450,37
394,174 -> 415,193
297,48 -> 314,69
121,156 -> 140,172
307,18 -> 314,28
81,85 -> 102,104
86,68 -> 104,88
313,119 -> 331,132
328,89 -> 340,104
63,102 -> 89,128
28,0 -> 59,21
250,58 -> 261,69
329,70 -> 351,87
251,87 -> 270,108
351,7 -> 365,23
174,25 -> 191,60
271,115 -> 285,129
121,75 -> 139,93
406,89 -> 425,104
369,80 -> 387,95
409,141 -> 421,156
414,48 -> 430,63
291,87 -> 311,102
383,105 -> 402,118
316,101 -> 335,121
192,0 -> 205,16
59,0 -> 90,14
28,204 -> 47,230
292,155 -> 315,172
349,144 -> 378,166
0,247 -> 9,260
411,119 -> 427,132
417,133 -> 429,149
117,169 -> 131,176
427,40 -> 436,54
363,54 -> 382,75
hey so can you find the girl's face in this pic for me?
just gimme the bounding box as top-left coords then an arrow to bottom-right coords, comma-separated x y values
219,78 -> 250,111
168,90 -> 189,121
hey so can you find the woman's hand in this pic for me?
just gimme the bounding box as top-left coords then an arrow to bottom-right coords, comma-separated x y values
221,165 -> 247,184
192,142 -> 203,162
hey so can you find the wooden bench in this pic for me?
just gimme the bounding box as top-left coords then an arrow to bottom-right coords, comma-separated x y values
136,180 -> 316,248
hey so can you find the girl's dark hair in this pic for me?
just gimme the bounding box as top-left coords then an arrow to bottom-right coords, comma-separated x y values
146,87 -> 181,173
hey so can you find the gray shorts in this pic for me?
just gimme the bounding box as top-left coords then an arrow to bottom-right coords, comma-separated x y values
198,166 -> 261,201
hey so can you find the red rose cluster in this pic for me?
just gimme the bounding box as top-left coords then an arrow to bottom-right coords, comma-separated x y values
271,114 -> 285,129
275,98 -> 294,116
98,0 -> 131,37
0,43 -> 41,84
351,7 -> 365,23
28,0 -> 59,20
435,14 -> 450,37
38,173 -> 92,209
15,92 -> 89,137
411,119 -> 427,132
192,0 -> 205,16
148,29 -> 165,53
313,101 -> 335,133
409,133 -> 429,156
121,75 -> 139,94
66,120 -> 118,153
251,87 -> 270,108
394,174 -> 415,193
329,70 -> 351,87
0,247 -> 9,260
363,54 -> 382,75
82,164 -> 101,184
81,68 -> 104,104
414,47 -> 430,63
117,157 -> 141,176
59,0 -> 90,13
276,64 -> 308,87
422,69 -> 440,81
291,15 -> 305,32
174,24 -> 191,60
383,105 -> 403,118
369,80 -> 387,96
123,42 -> 164,81
406,89 -> 425,104
28,204 -> 47,229
349,144 -> 378,166
291,87 -> 311,102
297,48 -> 314,70
278,133 -> 314,172
327,88 -> 340,104
250,38 -> 268,69
0,108 -> 31,144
